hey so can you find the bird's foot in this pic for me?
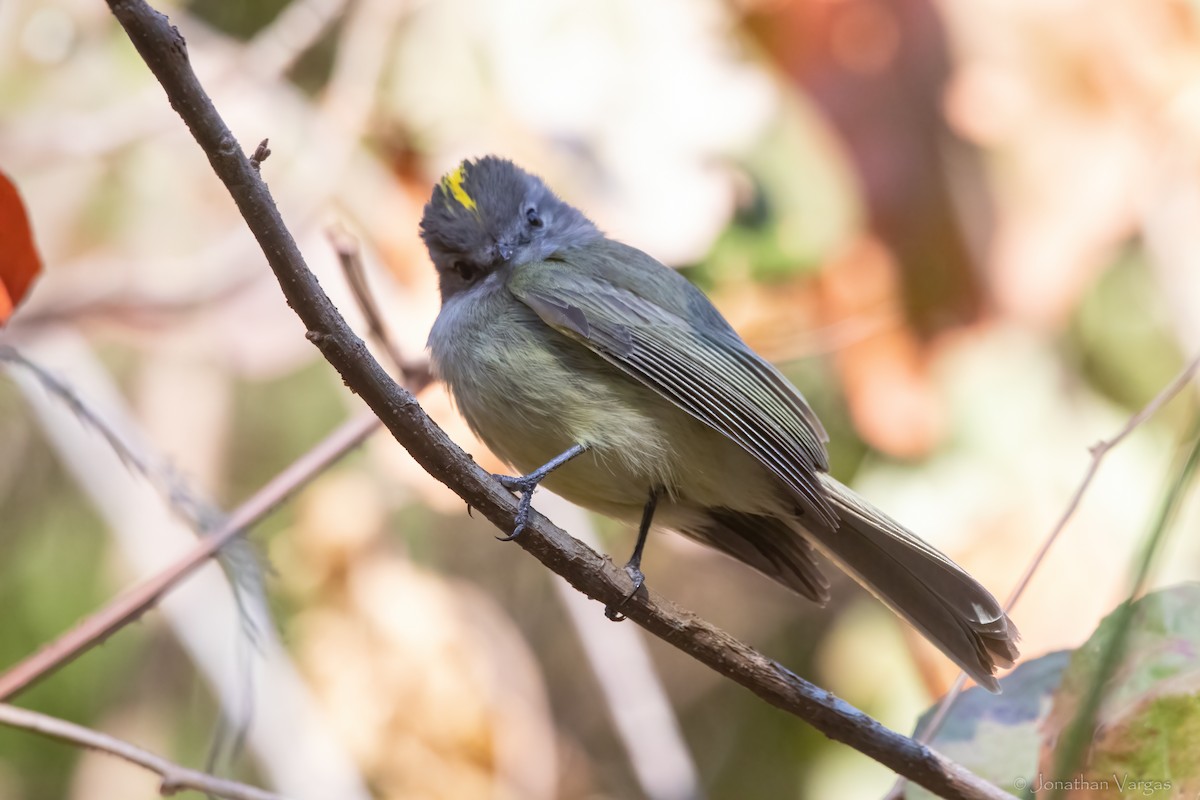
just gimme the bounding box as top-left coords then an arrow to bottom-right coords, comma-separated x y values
493,473 -> 540,541
604,563 -> 646,622
490,444 -> 589,541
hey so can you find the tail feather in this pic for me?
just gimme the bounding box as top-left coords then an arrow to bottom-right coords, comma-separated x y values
677,478 -> 1019,691
682,509 -> 832,605
805,474 -> 1019,692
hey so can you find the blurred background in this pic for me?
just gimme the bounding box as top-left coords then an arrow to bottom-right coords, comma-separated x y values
2,0 -> 1199,797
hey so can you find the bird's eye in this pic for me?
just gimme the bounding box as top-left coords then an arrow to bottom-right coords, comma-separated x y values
452,260 -> 480,281
525,206 -> 543,228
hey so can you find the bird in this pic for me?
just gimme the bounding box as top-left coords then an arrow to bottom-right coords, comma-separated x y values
419,155 -> 1018,691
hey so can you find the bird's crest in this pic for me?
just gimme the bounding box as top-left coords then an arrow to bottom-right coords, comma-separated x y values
439,162 -> 477,212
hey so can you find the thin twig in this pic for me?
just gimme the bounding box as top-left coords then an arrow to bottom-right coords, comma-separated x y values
1002,354 -> 1200,607
1048,423 -> 1200,799
2,345 -> 168,496
1,344 -> 245,522
885,352 -> 1200,799
100,2 -> 1012,797
0,413 -> 380,701
0,344 -> 268,631
327,226 -> 431,390
0,703 -> 287,800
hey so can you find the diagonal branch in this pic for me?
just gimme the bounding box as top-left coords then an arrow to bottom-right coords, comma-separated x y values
0,703 -> 287,800
101,1 -> 1011,797
0,413 -> 380,701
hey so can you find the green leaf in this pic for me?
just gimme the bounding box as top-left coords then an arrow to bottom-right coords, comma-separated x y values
1039,583 -> 1200,798
906,651 -> 1072,799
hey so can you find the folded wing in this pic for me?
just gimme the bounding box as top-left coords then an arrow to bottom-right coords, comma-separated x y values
508,257 -> 836,527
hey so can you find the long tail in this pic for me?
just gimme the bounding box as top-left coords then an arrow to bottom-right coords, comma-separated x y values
801,474 -> 1019,692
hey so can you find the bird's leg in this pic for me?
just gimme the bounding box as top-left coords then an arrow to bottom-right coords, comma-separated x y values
605,487 -> 661,622
493,443 -> 588,541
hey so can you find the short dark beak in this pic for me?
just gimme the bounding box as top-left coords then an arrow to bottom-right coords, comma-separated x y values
497,242 -> 514,261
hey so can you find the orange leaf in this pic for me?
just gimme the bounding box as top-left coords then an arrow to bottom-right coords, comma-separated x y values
0,171 -> 43,324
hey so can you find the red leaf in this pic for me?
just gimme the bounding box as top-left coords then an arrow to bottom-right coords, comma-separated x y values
0,171 -> 43,324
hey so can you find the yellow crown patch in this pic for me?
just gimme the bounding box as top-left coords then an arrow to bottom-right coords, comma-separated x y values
440,164 -> 477,211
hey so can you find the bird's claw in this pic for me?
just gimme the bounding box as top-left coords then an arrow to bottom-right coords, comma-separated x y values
494,473 -> 538,541
604,563 -> 646,622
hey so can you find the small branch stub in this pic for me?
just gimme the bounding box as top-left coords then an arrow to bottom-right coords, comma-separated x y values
250,139 -> 271,171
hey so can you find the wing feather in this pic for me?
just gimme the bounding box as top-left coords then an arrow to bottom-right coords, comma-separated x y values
511,264 -> 836,527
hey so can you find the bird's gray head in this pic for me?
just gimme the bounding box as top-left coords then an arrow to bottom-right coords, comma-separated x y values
419,156 -> 600,300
